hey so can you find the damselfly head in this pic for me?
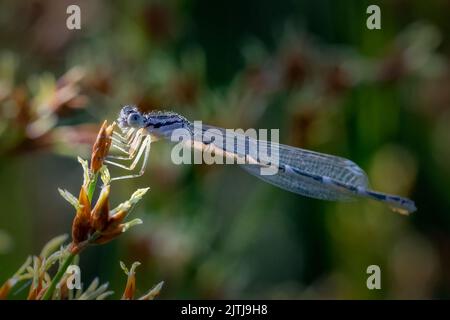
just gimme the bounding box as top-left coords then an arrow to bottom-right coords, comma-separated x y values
118,105 -> 189,139
118,105 -> 145,129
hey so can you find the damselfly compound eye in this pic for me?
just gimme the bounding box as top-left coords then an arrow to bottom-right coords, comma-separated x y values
127,113 -> 143,127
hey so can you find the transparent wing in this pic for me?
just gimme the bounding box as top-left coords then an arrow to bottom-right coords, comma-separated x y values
264,141 -> 369,188
240,162 -> 356,201
195,124 -> 369,201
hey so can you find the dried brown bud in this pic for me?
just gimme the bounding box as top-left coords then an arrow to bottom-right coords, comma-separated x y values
93,219 -> 143,246
93,227 -> 123,245
120,262 -> 141,300
91,185 -> 110,232
0,279 -> 15,300
90,120 -> 115,174
71,187 -> 92,245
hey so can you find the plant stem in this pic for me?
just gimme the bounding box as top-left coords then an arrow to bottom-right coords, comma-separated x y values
41,250 -> 76,300
87,172 -> 99,203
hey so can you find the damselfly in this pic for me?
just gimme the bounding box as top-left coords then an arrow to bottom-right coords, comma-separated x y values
106,105 -> 417,215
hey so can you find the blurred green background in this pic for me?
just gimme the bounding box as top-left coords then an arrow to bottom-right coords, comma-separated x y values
0,0 -> 449,299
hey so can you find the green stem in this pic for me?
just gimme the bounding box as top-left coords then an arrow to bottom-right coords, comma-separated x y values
41,250 -> 76,300
41,230 -> 102,300
87,172 -> 99,203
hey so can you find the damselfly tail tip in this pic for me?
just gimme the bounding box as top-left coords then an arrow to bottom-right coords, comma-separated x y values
391,206 -> 412,216
390,200 -> 417,216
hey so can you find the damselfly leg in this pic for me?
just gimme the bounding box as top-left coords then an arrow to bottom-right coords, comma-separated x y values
110,129 -> 146,160
106,128 -> 152,181
110,128 -> 140,155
